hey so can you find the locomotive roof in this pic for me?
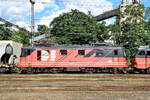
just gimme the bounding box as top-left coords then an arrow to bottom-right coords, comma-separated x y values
138,46 -> 150,50
23,45 -> 124,50
138,48 -> 150,51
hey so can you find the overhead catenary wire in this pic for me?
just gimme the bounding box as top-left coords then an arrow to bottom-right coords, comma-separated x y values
0,0 -> 122,5
2,0 -> 149,4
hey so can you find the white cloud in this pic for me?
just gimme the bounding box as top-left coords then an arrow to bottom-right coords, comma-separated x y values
0,0 -> 114,30
38,0 -> 113,27
38,9 -> 70,26
34,0 -> 58,12
16,21 -> 31,31
62,0 -> 113,15
0,0 -> 57,25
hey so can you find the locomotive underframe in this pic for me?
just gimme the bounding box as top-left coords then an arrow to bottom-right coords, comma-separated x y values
12,67 -> 128,74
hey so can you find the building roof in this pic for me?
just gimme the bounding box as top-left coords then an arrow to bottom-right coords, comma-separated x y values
0,17 -> 31,34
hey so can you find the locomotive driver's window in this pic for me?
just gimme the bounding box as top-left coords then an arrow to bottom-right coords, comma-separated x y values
147,51 -> 150,57
138,50 -> 145,56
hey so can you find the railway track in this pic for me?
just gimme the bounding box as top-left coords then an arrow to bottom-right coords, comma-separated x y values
0,74 -> 150,92
1,74 -> 150,79
1,86 -> 150,91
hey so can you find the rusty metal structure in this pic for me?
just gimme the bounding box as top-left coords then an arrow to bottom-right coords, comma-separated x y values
94,0 -> 141,21
94,8 -> 119,21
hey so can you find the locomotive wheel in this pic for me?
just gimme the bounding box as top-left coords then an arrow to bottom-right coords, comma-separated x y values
10,66 -> 22,74
26,68 -> 35,74
16,68 -> 22,74
87,71 -> 93,74
6,67 -> 12,74
122,69 -> 127,74
126,66 -> 134,74
51,70 -> 58,74
85,68 -> 95,74
120,68 -> 128,74
51,68 -> 59,74
140,69 -> 146,74
146,68 -> 150,74
112,68 -> 118,74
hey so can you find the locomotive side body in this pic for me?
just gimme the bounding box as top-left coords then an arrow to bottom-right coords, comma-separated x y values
18,46 -> 128,73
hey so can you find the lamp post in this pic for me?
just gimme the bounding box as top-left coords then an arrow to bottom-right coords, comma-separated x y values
30,0 -> 35,47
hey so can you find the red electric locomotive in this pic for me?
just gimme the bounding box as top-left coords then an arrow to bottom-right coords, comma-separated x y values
17,45 -> 128,73
131,46 -> 150,73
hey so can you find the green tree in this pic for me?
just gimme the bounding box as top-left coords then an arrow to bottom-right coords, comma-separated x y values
49,9 -> 99,44
11,30 -> 30,46
144,7 -> 150,45
0,24 -> 12,40
0,24 -> 30,46
37,25 -> 49,36
96,21 -> 110,41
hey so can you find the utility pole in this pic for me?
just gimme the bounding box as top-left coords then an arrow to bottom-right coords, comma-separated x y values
30,0 -> 35,47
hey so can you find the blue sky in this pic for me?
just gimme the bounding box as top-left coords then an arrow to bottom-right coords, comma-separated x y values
0,0 -> 150,31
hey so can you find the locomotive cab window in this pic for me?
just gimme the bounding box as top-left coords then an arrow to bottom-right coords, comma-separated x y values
78,50 -> 85,55
138,50 -> 145,56
21,49 -> 33,57
60,50 -> 67,55
137,50 -> 146,58
37,50 -> 41,61
147,51 -> 150,56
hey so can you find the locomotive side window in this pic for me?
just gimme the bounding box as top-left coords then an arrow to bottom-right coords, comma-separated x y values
78,50 -> 85,55
60,50 -> 67,55
37,50 -> 41,61
96,50 -> 103,57
114,50 -> 118,56
27,50 -> 31,55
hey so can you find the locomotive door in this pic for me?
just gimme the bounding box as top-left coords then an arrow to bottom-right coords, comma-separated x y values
137,50 -> 146,69
146,50 -> 150,69
26,49 -> 32,67
113,50 -> 119,64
